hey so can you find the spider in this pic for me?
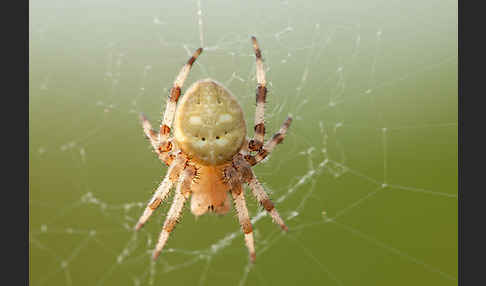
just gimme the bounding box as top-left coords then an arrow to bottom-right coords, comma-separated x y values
135,37 -> 292,262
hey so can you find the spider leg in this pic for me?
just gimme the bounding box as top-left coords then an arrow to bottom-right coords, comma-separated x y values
248,170 -> 288,231
244,116 -> 292,166
224,165 -> 256,262
134,155 -> 186,230
158,48 -> 203,152
152,165 -> 196,260
232,155 -> 288,231
140,113 -> 158,148
231,183 -> 256,262
248,36 -> 268,152
139,113 -> 175,166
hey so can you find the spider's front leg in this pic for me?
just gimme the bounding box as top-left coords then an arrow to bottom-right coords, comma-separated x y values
248,36 -> 268,152
158,48 -> 203,149
153,165 -> 196,260
139,47 -> 203,165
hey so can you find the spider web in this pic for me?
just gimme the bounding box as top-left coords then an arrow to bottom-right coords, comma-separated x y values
29,0 -> 458,285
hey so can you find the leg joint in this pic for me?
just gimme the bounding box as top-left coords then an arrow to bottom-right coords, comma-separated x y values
242,220 -> 253,234
256,85 -> 267,103
248,139 -> 263,152
261,199 -> 274,212
244,154 -> 258,166
163,218 -> 178,233
272,133 -> 285,145
149,198 -> 162,210
160,125 -> 171,136
170,86 -> 181,102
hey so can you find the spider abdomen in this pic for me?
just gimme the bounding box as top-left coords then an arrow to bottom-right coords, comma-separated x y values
190,165 -> 231,216
174,79 -> 246,165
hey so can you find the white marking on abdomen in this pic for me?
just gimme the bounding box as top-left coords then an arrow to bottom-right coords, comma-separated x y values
193,140 -> 208,148
189,116 -> 203,125
218,114 -> 232,124
215,138 -> 229,146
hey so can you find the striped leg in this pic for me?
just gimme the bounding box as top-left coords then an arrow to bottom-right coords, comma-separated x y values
140,113 -> 158,149
139,113 -> 174,166
248,36 -> 267,152
231,183 -> 256,263
134,155 -> 186,231
245,116 -> 292,166
158,48 -> 203,153
247,169 -> 288,232
152,166 -> 195,260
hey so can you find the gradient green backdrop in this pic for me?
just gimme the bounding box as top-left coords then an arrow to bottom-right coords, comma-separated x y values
30,0 -> 457,285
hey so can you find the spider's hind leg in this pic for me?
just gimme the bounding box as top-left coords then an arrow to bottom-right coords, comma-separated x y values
134,155 -> 186,231
233,156 -> 288,232
153,165 -> 196,260
225,165 -> 256,262
248,171 -> 288,231
231,183 -> 256,262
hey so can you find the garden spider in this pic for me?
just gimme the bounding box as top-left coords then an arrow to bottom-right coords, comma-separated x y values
135,37 -> 292,262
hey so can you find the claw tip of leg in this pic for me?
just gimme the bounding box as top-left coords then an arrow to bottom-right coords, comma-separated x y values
152,250 -> 161,261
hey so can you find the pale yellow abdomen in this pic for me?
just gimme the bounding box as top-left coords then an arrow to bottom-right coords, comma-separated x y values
173,79 -> 246,165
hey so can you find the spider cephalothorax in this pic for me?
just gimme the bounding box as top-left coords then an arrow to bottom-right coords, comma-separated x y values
135,37 -> 292,262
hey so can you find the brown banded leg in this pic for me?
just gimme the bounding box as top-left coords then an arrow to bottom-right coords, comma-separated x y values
231,183 -> 256,263
140,113 -> 158,148
158,48 -> 203,151
224,165 -> 255,262
248,36 -> 267,152
247,169 -> 288,231
245,116 -> 292,166
139,113 -> 174,166
134,156 -> 186,231
152,165 -> 196,260
231,155 -> 288,231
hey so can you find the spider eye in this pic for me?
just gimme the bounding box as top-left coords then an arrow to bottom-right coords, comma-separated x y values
202,137 -> 206,141
216,136 -> 220,139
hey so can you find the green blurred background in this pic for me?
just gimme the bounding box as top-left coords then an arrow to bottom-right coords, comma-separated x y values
29,0 -> 457,285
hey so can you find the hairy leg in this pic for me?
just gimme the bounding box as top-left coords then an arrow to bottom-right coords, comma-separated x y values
248,171 -> 288,231
245,116 -> 292,166
153,165 -> 196,260
248,36 -> 268,152
139,113 -> 175,166
232,154 -> 288,231
134,155 -> 186,230
224,164 -> 256,262
231,183 -> 256,262
158,48 -> 203,153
